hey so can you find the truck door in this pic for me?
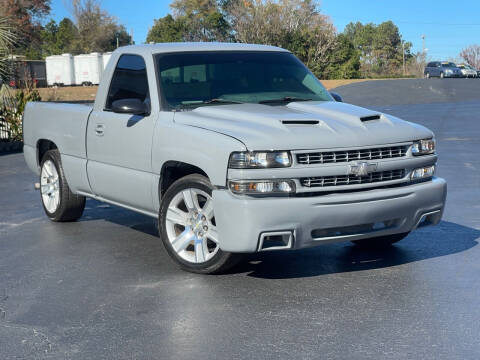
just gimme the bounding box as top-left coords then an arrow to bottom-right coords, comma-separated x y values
86,54 -> 157,212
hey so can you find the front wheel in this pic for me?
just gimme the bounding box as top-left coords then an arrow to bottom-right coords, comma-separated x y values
440,72 -> 444,78
158,174 -> 242,274
352,232 -> 410,248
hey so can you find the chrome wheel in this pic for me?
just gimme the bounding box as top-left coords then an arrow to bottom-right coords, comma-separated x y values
40,160 -> 60,213
165,188 -> 219,264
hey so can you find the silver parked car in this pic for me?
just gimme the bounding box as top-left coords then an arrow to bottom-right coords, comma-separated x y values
457,64 -> 478,78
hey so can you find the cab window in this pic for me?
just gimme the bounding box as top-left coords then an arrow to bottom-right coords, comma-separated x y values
105,55 -> 149,110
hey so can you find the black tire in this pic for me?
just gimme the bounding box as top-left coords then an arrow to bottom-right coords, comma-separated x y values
40,149 -> 86,222
158,174 -> 243,274
352,232 -> 409,248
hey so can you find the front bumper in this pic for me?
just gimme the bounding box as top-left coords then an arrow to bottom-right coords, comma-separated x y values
213,177 -> 447,253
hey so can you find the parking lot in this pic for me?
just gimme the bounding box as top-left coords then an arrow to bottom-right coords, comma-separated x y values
1,78 -> 479,359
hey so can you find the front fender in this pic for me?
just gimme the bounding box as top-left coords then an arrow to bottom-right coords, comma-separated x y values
152,122 -> 246,187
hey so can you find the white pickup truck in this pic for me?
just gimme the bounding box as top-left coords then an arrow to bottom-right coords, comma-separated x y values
23,43 -> 447,273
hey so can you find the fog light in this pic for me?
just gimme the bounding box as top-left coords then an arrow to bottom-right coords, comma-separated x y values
229,180 -> 296,195
411,165 -> 435,180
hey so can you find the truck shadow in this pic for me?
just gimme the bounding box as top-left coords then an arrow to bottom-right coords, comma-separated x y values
81,200 -> 480,279
81,200 -> 478,279
237,221 -> 479,279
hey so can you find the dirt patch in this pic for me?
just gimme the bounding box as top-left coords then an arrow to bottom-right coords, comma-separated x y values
321,79 -> 372,89
36,86 -> 98,102
31,79 -> 376,102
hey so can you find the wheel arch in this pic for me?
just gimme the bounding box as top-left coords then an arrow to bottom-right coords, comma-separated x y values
37,139 -> 58,167
159,161 -> 209,200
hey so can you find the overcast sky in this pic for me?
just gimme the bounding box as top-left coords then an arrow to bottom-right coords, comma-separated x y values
49,0 -> 480,61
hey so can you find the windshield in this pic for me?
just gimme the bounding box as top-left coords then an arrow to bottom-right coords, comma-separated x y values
155,51 -> 332,109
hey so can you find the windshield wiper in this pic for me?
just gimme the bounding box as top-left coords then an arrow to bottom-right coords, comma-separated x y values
258,96 -> 312,104
177,98 -> 244,109
202,98 -> 244,104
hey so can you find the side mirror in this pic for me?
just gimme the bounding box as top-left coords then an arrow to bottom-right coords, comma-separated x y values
112,98 -> 148,115
330,91 -> 343,102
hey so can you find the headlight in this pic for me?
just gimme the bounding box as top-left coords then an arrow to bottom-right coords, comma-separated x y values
411,165 -> 435,180
229,151 -> 292,169
412,139 -> 435,156
228,179 -> 296,195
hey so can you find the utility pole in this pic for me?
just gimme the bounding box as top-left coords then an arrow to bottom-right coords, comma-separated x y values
402,42 -> 406,76
131,28 -> 134,45
421,34 -> 426,70
116,36 -> 119,49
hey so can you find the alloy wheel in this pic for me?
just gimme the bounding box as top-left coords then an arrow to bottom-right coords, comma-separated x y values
40,160 -> 60,213
165,188 -> 219,263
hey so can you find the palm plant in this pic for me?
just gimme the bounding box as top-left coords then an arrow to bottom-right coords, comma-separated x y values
0,16 -> 19,141
0,17 -> 17,80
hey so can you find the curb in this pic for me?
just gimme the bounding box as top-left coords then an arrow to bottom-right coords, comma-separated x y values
0,141 -> 23,155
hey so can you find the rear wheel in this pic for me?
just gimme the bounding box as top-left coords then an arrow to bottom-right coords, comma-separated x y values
425,72 -> 430,79
158,174 -> 242,274
40,149 -> 86,222
352,232 -> 409,248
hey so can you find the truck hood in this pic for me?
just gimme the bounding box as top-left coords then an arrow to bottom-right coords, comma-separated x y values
174,101 -> 433,150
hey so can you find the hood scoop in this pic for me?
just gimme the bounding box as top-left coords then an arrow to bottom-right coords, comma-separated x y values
360,114 -> 381,122
281,120 -> 319,125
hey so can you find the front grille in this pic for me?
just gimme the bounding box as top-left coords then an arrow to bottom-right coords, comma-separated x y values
301,169 -> 405,187
296,146 -> 408,165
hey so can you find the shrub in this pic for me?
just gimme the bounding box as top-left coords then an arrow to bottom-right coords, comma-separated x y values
0,84 -> 41,141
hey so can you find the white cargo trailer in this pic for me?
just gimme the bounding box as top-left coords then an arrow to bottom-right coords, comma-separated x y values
45,54 -> 75,86
74,53 -> 103,86
102,52 -> 112,70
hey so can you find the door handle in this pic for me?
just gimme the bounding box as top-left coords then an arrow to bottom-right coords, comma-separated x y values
95,124 -> 105,136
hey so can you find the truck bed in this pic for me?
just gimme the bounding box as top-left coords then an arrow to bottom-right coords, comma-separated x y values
23,101 -> 93,174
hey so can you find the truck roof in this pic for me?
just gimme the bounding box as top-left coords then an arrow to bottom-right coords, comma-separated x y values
114,42 -> 289,56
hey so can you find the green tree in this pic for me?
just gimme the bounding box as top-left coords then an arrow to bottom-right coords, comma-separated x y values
56,18 -> 79,53
344,20 -> 411,77
170,0 -> 231,41
323,34 -> 360,79
40,19 -> 59,55
37,18 -> 80,57
147,14 -> 185,43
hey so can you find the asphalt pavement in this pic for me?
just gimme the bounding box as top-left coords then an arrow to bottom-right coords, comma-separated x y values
1,78 -> 479,359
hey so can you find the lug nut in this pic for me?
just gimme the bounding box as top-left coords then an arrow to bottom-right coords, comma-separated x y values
201,215 -> 206,221
203,226 -> 208,231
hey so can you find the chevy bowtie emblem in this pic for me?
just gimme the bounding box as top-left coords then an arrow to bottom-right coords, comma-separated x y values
349,162 -> 377,176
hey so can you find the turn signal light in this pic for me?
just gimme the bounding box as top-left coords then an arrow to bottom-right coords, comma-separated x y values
229,180 -> 296,195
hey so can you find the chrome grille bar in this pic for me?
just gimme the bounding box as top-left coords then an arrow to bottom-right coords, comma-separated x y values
297,146 -> 408,165
301,169 -> 405,188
